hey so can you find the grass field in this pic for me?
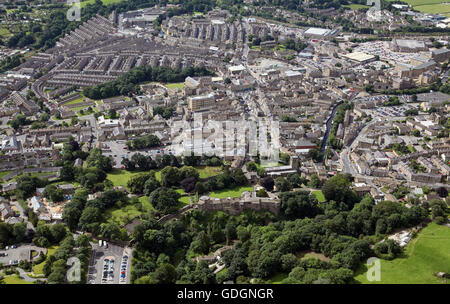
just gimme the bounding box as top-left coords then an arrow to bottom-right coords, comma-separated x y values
80,0 -> 123,8
312,190 -> 326,203
209,186 -> 254,199
64,96 -> 87,105
388,0 -> 450,16
179,196 -> 191,205
165,83 -> 185,90
196,166 -> 222,179
33,245 -> 58,275
343,4 -> 369,9
268,272 -> 288,284
354,223 -> 450,284
106,170 -> 142,188
1,275 -> 33,284
104,196 -> 155,226
0,171 -> 12,180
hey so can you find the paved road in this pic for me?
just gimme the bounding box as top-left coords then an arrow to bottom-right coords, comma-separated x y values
16,268 -> 47,282
87,242 -> 131,284
0,245 -> 46,265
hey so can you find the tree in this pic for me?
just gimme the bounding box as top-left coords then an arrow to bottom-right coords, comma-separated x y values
308,177 -> 324,196
143,178 -> 161,196
256,188 -> 268,197
280,153 -> 290,165
45,185 -> 64,202
78,207 -> 102,233
148,188 -> 181,214
179,166 -> 199,180
232,168 -> 248,186
246,161 -> 257,172
261,176 -> 274,191
275,177 -> 292,192
100,222 -> 125,240
194,182 -> 207,195
322,174 -> 357,206
50,223 -> 67,244
281,253 -> 298,272
160,166 -> 181,187
287,173 -> 302,188
180,177 -> 197,193
127,172 -> 156,194
280,191 -> 322,219
60,164 -> 75,181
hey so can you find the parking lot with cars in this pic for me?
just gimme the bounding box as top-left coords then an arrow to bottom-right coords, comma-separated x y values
365,103 -> 420,119
0,245 -> 46,266
87,241 -> 132,284
102,140 -> 169,169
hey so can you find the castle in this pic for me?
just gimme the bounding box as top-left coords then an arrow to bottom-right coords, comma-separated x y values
195,191 -> 281,215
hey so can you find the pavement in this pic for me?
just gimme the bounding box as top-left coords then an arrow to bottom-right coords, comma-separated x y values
87,242 -> 131,284
0,245 -> 46,266
102,140 -> 167,169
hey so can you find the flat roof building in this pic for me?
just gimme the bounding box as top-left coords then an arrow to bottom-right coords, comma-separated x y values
342,52 -> 376,64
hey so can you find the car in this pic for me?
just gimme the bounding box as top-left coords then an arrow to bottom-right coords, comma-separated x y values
11,245 -> 17,249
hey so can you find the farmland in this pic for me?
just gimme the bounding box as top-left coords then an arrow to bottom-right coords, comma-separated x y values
354,223 -> 450,284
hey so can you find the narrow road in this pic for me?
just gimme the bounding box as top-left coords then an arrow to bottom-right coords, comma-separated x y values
17,268 -> 47,282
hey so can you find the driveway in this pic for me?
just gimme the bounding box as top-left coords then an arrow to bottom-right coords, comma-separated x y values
0,245 -> 46,265
87,242 -> 130,284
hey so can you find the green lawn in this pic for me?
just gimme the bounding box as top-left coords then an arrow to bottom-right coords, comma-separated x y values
1,275 -> 33,284
0,171 -> 12,180
196,166 -> 222,179
106,170 -> 142,188
179,196 -> 191,205
165,82 -> 185,90
105,196 -> 155,226
312,190 -> 326,203
387,0 -> 450,16
64,96 -> 87,105
33,245 -> 58,275
268,272 -> 288,284
80,0 -> 123,7
343,4 -> 369,9
354,223 -> 450,284
209,186 -> 254,199
155,170 -> 162,182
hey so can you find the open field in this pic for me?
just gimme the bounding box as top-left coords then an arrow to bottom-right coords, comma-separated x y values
388,0 -> 450,16
354,223 -> 450,284
33,245 -> 58,275
104,196 -> 155,226
1,275 -> 33,284
268,272 -> 288,284
209,186 -> 254,199
196,166 -> 222,179
0,171 -> 12,180
165,82 -> 185,90
80,0 -> 123,8
343,4 -> 369,9
312,190 -> 326,203
63,95 -> 87,105
106,170 -> 142,188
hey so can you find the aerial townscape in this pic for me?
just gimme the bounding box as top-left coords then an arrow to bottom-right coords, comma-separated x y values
0,0 -> 448,288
